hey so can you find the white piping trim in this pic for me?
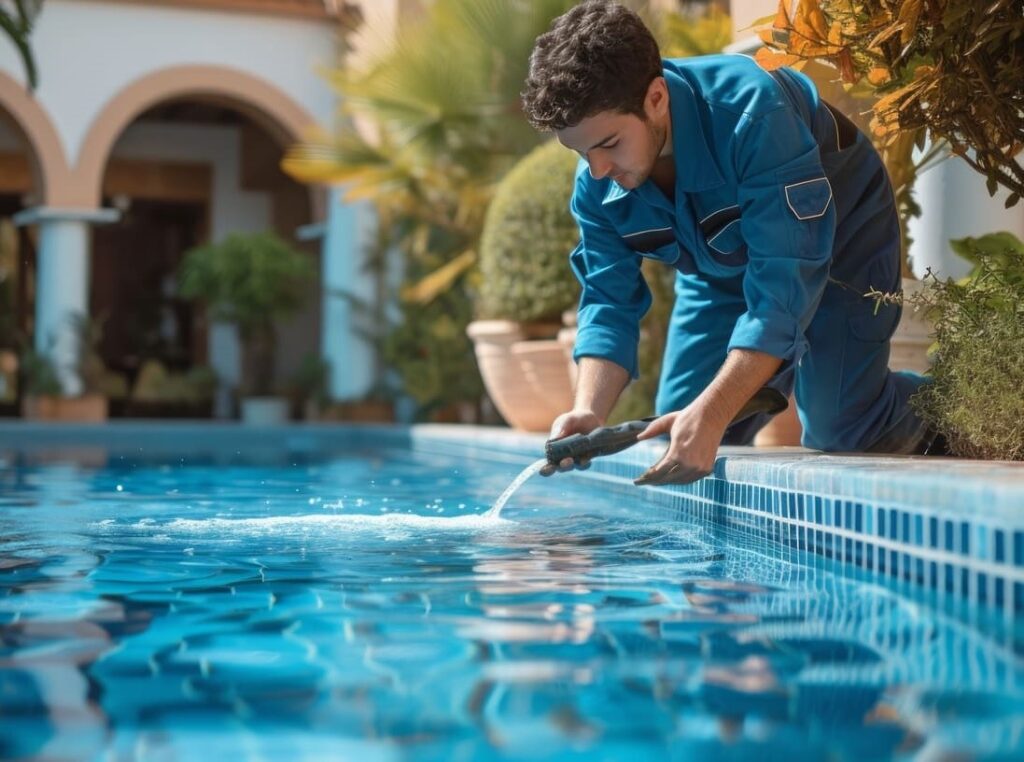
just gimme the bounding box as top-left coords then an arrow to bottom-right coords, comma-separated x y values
699,204 -> 740,225
706,218 -> 741,253
784,177 -> 833,221
622,226 -> 673,239
825,105 -> 841,150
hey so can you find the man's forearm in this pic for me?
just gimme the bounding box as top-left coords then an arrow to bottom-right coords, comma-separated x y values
573,356 -> 630,424
695,349 -> 782,428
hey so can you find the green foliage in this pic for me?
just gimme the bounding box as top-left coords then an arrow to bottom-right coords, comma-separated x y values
0,1 -> 41,89
478,140 -> 580,322
132,360 -> 217,403
758,0 -> 1024,206
287,352 -> 331,407
19,348 -> 61,396
909,233 -> 1024,460
284,0 -> 577,415
178,233 -> 314,336
380,291 -> 483,420
178,232 -> 314,397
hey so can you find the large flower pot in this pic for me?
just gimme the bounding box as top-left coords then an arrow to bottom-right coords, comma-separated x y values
467,320 -> 573,432
889,277 -> 933,374
240,396 -> 290,426
22,394 -> 108,422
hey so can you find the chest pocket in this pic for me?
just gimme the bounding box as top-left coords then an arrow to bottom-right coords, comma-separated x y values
699,205 -> 748,267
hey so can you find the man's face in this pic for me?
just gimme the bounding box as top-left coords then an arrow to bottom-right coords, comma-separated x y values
555,78 -> 669,190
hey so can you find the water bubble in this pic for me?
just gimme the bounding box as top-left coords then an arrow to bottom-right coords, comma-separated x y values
116,484 -> 124,492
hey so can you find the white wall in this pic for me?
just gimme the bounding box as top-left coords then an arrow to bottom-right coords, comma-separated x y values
111,122 -> 271,243
908,154 -> 1024,280
0,0 -> 339,167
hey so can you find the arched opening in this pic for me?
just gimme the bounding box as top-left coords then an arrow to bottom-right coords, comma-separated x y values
80,69 -> 323,416
0,74 -> 70,414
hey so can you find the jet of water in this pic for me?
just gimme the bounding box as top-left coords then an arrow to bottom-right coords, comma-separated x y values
484,458 -> 549,519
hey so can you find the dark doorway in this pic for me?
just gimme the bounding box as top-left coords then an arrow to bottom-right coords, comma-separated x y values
90,198 -> 207,389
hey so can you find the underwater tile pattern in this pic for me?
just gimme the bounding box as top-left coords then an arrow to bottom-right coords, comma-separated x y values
414,427 -> 1024,616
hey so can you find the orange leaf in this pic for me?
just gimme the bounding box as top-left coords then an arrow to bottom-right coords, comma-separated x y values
753,47 -> 804,71
867,67 -> 892,86
836,50 -> 858,84
898,0 -> 924,46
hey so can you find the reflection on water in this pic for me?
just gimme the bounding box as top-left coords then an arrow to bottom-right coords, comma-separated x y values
0,448 -> 1020,761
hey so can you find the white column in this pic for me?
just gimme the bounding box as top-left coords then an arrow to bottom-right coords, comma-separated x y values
13,207 -> 119,396
303,186 -> 375,401
908,153 -> 1024,280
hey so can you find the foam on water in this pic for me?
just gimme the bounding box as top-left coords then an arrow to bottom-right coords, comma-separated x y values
101,512 -> 513,536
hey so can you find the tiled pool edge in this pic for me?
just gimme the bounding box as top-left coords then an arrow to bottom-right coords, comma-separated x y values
412,425 -> 1024,614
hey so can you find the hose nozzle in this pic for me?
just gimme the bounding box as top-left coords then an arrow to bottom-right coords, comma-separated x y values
545,387 -> 788,465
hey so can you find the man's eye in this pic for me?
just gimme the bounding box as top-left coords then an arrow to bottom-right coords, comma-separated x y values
604,141 -> 619,149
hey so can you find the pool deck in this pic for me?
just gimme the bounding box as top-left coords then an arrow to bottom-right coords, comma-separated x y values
2,420 -> 1022,614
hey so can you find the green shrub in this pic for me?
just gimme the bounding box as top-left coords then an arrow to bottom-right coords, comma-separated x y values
910,232 -> 1024,460
178,232 -> 314,396
477,140 -> 580,323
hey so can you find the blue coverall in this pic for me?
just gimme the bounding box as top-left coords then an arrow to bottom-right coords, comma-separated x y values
569,55 -> 927,452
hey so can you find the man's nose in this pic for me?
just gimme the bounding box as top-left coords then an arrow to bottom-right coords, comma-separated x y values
588,155 -> 612,180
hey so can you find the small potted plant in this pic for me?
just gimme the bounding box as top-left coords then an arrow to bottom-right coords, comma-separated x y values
467,139 -> 581,432
20,314 -> 117,422
178,232 -> 315,425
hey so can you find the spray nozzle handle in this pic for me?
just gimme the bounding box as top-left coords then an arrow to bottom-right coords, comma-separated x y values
544,387 -> 788,466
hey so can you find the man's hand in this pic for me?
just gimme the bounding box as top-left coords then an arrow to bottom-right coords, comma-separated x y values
539,409 -> 602,476
632,402 -> 730,486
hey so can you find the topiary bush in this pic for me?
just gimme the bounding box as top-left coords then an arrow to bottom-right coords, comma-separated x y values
477,139 -> 580,323
909,233 -> 1024,460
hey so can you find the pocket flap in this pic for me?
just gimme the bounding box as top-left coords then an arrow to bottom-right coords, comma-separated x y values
784,177 -> 832,220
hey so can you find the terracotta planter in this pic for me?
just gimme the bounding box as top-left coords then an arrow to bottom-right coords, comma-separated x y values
22,394 -> 108,422
467,319 -> 573,432
889,277 -> 933,374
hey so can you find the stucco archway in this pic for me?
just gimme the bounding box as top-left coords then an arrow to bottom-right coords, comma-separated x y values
0,71 -> 75,207
72,65 -> 325,218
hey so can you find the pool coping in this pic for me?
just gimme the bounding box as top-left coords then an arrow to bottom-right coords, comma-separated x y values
2,420 -> 1022,612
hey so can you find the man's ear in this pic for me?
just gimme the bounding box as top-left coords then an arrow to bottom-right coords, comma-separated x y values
645,76 -> 669,120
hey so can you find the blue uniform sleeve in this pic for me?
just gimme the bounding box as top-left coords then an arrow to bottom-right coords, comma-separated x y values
728,104 -> 835,365
569,175 -> 652,378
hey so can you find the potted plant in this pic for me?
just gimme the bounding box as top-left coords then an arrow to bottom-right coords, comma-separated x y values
908,233 -> 1024,460
127,359 -> 217,418
467,139 -> 581,432
178,232 -> 315,425
20,314 -> 121,422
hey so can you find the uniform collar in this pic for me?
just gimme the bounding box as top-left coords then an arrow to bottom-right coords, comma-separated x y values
600,63 -> 724,206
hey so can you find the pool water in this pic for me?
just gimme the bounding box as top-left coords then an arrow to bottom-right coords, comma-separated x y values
0,445 -> 1021,761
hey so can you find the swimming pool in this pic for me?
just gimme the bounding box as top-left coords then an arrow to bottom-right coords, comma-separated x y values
0,425 -> 1021,761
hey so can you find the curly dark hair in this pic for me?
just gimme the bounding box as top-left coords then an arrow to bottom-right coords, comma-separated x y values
522,1 -> 663,132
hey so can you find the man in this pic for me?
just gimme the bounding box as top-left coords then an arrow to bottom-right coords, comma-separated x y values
521,1 -> 940,485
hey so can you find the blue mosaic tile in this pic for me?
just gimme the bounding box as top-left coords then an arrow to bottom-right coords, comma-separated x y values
995,530 -> 1006,563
